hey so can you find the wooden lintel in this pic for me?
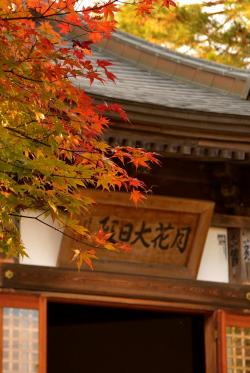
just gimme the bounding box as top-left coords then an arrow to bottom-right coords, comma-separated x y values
213,214 -> 250,229
1,264 -> 250,311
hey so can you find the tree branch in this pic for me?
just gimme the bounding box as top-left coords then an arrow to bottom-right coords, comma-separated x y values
9,212 -> 97,249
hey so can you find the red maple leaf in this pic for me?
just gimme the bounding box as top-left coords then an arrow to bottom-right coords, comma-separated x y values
93,228 -> 113,246
163,0 -> 176,7
58,23 -> 71,34
97,59 -> 113,68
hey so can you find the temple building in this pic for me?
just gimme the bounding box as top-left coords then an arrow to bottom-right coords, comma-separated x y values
1,31 -> 250,373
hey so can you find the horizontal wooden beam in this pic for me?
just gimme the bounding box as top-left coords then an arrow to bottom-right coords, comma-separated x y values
1,264 -> 250,312
212,214 -> 250,228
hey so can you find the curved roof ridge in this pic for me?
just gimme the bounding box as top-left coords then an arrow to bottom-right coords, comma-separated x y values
102,31 -> 250,98
114,31 -> 250,78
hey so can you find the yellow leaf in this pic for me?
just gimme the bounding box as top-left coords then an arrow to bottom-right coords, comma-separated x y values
35,112 -> 45,122
36,149 -> 44,158
48,201 -> 58,215
104,242 -> 118,251
72,249 -> 80,262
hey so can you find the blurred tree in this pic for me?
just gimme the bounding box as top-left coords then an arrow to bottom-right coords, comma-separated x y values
118,0 -> 250,68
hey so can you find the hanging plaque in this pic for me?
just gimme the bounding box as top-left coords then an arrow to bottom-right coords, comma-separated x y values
58,192 -> 214,279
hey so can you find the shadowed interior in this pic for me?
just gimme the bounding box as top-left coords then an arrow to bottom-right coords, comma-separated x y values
48,302 -> 205,373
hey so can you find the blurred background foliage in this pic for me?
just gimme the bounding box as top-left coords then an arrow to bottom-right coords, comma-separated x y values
117,0 -> 250,68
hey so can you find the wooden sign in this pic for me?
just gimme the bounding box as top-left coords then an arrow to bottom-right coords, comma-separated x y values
58,192 -> 214,279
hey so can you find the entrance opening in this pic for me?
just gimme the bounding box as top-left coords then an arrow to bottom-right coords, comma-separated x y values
48,302 -> 205,373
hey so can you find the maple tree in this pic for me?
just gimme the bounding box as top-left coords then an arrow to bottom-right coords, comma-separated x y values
0,0 -> 169,268
118,0 -> 250,68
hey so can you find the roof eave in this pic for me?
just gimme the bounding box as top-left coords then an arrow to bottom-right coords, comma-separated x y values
91,93 -> 250,161
99,31 -> 250,99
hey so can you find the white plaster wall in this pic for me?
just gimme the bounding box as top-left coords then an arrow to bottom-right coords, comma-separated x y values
19,210 -> 62,267
197,227 -> 229,283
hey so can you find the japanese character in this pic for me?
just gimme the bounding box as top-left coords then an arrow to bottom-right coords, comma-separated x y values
131,221 -> 151,248
243,238 -> 250,261
171,226 -> 191,253
99,216 -> 119,242
151,223 -> 174,250
119,223 -> 134,242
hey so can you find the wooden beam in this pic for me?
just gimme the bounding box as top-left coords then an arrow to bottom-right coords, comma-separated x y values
1,264 -> 250,311
212,214 -> 250,228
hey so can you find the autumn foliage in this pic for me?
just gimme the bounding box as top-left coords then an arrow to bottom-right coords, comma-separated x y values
0,0 -> 164,267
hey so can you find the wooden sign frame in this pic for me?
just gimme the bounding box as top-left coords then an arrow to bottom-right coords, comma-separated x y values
58,192 -> 214,279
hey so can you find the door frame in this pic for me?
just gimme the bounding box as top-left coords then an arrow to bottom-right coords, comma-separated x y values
0,293 -> 47,373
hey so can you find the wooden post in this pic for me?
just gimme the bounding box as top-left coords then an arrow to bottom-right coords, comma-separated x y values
205,312 -> 218,373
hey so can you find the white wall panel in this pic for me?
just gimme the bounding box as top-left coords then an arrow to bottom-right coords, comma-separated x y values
20,210 -> 62,267
197,227 -> 229,283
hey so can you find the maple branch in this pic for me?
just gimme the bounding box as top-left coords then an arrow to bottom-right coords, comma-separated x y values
52,174 -> 92,180
0,167 -> 93,181
5,127 -> 48,147
1,11 -> 65,21
203,0 -> 226,6
204,10 -> 225,16
20,41 -> 38,64
213,14 -> 234,31
4,69 -> 43,83
4,126 -> 103,167
41,0 -> 58,16
35,209 -> 50,219
9,213 -> 97,248
1,0 -> 119,21
48,17 -> 91,32
0,158 -> 33,173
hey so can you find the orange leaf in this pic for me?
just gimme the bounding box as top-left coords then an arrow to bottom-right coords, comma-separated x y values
117,242 -> 132,253
130,190 -> 146,206
58,23 -> 71,34
94,228 -> 113,246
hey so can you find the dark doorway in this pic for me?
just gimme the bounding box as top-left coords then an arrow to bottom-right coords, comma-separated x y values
48,302 -> 205,373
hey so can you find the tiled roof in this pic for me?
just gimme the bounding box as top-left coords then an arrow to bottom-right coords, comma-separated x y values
111,32 -> 250,83
72,32 -> 250,160
76,47 -> 250,117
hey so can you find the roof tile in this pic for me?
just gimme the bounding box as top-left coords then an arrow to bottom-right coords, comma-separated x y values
77,48 -> 250,117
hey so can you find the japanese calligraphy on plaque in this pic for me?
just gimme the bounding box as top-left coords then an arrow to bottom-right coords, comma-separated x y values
58,192 -> 214,279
